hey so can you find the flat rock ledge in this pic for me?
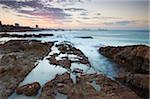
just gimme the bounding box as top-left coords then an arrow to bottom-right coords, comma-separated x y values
48,43 -> 91,70
0,40 -> 54,99
99,45 -> 149,98
39,73 -> 139,99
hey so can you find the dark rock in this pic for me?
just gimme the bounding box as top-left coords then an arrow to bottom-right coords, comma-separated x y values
39,73 -> 139,99
99,45 -> 149,74
116,73 -> 150,98
58,58 -> 71,68
75,36 -> 93,39
72,68 -> 83,74
56,44 -> 68,54
16,82 -> 41,96
0,40 -> 54,98
48,43 -> 91,69
99,45 -> 150,98
0,54 -> 17,66
49,55 -> 59,65
0,33 -> 54,38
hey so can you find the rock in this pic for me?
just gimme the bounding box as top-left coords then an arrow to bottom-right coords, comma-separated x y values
48,43 -> 91,69
75,36 -> 93,39
72,68 -> 83,74
58,58 -> 71,68
0,40 -> 54,98
99,45 -> 150,98
115,73 -> 149,98
0,33 -> 54,38
79,57 -> 90,64
126,73 -> 149,98
39,73 -> 139,99
0,54 -> 17,66
49,55 -> 59,65
16,82 -> 41,96
0,67 -> 6,74
99,45 -> 149,74
56,44 -> 68,54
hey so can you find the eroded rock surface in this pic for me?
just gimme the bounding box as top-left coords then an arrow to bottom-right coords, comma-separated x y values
48,43 -> 90,70
0,40 -> 54,98
39,73 -> 139,99
99,45 -> 149,98
16,82 -> 41,96
99,45 -> 149,73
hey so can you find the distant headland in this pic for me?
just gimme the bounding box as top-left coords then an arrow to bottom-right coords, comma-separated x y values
0,21 -> 65,32
0,21 -> 109,32
0,21 -> 43,32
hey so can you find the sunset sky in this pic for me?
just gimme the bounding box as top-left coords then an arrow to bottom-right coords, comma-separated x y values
0,0 -> 149,30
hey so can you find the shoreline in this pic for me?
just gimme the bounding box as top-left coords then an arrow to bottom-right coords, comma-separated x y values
0,39 -> 149,98
99,45 -> 149,98
0,40 -> 54,98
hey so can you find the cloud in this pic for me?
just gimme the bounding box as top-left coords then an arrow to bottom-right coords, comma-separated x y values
0,0 -> 43,9
80,12 -> 88,16
64,8 -> 86,12
0,0 -> 72,20
103,20 -> 136,25
78,16 -> 90,20
96,13 -> 101,15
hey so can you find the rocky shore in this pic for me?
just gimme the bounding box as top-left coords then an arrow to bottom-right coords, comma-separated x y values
0,33 -> 54,38
39,42 -> 139,99
0,39 -> 148,99
0,40 -> 54,98
39,73 -> 139,99
99,45 -> 149,98
48,42 -> 91,70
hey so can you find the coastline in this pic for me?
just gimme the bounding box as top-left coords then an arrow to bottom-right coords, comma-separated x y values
99,45 -> 149,98
0,30 -> 149,99
0,40 -> 54,98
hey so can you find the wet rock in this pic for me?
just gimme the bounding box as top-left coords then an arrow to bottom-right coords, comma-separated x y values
0,54 -> 17,66
39,73 -> 139,99
79,57 -> 90,64
58,58 -> 71,68
48,43 -> 91,70
0,33 -> 54,38
99,45 -> 149,98
16,82 -> 41,96
116,73 -> 149,98
49,55 -> 59,65
72,68 -> 83,74
56,44 -> 68,54
99,45 -> 149,74
0,40 -> 54,98
75,36 -> 93,39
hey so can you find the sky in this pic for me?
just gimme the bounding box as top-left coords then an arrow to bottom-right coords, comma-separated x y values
0,0 -> 149,30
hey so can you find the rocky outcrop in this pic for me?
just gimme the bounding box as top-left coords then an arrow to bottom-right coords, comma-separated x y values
16,82 -> 41,96
99,45 -> 149,98
116,73 -> 149,98
0,40 -> 54,98
39,73 -> 139,99
0,33 -> 54,38
99,45 -> 149,73
75,36 -> 93,39
48,43 -> 90,70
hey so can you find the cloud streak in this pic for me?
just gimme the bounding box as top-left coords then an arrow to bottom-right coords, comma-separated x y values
0,0 -> 72,20
103,20 -> 136,25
